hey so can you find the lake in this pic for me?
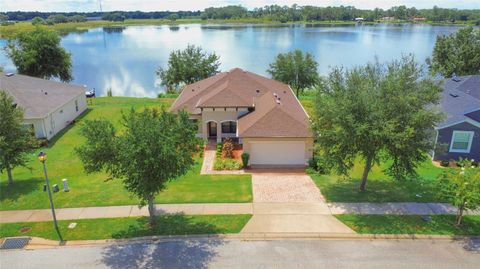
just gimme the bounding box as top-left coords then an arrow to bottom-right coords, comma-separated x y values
0,23 -> 463,97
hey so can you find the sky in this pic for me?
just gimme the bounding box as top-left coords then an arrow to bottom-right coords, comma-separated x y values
1,0 -> 479,12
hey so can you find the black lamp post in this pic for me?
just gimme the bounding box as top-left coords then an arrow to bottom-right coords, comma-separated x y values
38,152 -> 63,242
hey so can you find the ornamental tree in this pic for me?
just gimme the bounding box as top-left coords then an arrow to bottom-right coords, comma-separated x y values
76,108 -> 199,226
0,91 -> 37,185
157,45 -> 220,93
312,55 -> 443,191
267,49 -> 319,97
438,160 -> 480,225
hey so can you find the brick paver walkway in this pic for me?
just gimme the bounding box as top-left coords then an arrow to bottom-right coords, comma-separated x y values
252,172 -> 325,203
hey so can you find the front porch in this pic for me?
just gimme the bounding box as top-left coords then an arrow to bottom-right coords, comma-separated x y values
205,120 -> 240,143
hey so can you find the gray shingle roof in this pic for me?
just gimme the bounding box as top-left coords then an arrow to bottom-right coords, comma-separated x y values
0,72 -> 85,119
438,75 -> 480,129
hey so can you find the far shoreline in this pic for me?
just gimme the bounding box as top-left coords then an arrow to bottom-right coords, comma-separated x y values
0,18 -> 476,38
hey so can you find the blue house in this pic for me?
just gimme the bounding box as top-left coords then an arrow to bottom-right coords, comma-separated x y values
433,75 -> 480,161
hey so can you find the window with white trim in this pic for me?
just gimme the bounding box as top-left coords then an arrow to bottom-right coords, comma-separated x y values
449,131 -> 474,153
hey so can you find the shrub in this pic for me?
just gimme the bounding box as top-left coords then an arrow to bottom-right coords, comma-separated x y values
214,158 -> 242,170
107,88 -> 113,97
308,156 -> 329,174
241,152 -> 249,168
439,159 -> 450,167
222,138 -> 234,158
216,143 -> 222,158
456,157 -> 465,167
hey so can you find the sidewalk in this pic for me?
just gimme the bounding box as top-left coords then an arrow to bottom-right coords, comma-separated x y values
1,202 -> 479,224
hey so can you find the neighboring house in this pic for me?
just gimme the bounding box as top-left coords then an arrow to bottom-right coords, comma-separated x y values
433,75 -> 480,161
0,72 -> 88,140
171,68 -> 313,167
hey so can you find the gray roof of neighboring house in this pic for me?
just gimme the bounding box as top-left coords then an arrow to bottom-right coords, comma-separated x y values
438,75 -> 480,129
0,72 -> 86,119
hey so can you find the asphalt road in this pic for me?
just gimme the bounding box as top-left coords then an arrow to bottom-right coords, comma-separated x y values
1,238 -> 479,269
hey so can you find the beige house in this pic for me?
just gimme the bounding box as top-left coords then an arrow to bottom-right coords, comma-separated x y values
0,72 -> 88,140
171,68 -> 313,167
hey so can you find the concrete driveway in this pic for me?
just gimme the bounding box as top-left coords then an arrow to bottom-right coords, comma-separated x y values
243,170 -> 355,234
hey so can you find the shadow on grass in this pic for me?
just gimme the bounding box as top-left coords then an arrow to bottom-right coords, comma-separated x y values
0,177 -> 42,203
102,214 -> 225,269
46,108 -> 92,148
110,214 -> 226,239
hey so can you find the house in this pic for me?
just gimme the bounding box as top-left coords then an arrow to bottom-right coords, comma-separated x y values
433,75 -> 480,161
171,68 -> 313,167
413,17 -> 427,22
0,72 -> 88,140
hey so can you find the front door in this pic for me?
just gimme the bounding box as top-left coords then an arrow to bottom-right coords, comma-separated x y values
208,122 -> 217,138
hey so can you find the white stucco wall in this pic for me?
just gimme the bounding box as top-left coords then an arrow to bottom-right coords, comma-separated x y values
201,108 -> 248,142
26,93 -> 87,140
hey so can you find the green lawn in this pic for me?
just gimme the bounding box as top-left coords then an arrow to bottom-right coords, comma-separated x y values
336,215 -> 480,236
0,214 -> 252,240
309,159 -> 444,203
301,94 -> 444,203
0,97 -> 252,210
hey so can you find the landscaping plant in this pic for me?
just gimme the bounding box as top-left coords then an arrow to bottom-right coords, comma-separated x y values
438,159 -> 480,225
241,152 -> 249,168
312,55 -> 443,191
76,108 -> 198,226
222,138 -> 234,159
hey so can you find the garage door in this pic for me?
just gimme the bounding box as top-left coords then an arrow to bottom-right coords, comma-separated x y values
249,141 -> 306,166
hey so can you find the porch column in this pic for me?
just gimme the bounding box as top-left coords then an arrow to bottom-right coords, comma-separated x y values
202,121 -> 208,140
216,122 -> 222,143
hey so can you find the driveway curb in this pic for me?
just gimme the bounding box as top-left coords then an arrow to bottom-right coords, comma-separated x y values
9,233 -> 479,250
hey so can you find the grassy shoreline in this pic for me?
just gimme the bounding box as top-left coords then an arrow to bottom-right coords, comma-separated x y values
1,18 -> 474,38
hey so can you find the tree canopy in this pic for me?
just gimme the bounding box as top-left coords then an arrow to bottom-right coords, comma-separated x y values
267,49 -> 319,96
312,56 -> 443,191
76,108 -> 199,225
428,27 -> 480,77
157,45 -> 220,92
6,28 -> 73,82
0,91 -> 37,185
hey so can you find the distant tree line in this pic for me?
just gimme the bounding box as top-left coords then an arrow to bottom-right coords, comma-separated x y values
1,5 -> 479,24
1,10 -> 200,22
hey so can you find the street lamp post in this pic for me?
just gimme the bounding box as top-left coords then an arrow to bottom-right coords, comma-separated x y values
38,152 -> 63,242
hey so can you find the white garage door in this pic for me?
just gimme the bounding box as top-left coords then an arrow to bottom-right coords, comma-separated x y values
249,141 -> 306,166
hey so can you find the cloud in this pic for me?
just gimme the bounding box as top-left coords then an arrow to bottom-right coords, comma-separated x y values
1,0 -> 478,12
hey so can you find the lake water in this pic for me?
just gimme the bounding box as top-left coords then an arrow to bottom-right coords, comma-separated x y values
0,24 -> 463,97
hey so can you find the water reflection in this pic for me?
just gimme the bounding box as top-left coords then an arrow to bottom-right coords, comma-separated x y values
0,24 -> 464,97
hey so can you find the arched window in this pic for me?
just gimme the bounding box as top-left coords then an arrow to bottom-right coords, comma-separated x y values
221,121 -> 237,134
